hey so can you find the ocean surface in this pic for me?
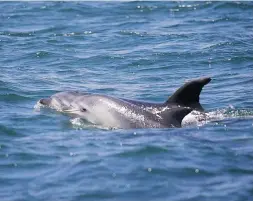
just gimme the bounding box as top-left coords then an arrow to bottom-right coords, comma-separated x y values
1,1 -> 253,201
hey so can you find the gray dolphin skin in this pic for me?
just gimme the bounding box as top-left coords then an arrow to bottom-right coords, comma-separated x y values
39,77 -> 211,129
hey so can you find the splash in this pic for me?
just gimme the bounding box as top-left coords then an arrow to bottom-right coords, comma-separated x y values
70,118 -> 116,130
33,100 -> 46,111
182,106 -> 253,127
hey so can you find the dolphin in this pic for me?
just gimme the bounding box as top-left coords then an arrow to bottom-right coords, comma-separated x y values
38,77 -> 211,129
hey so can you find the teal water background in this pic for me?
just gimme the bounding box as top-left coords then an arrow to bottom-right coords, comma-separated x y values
1,2 -> 253,201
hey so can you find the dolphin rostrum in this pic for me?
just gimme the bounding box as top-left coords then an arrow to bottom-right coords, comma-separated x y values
39,77 -> 211,129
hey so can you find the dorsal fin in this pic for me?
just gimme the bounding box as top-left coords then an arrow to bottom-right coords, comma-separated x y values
160,107 -> 192,127
165,77 -> 211,111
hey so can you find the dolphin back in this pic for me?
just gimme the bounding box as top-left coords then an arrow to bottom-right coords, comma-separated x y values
165,77 -> 211,111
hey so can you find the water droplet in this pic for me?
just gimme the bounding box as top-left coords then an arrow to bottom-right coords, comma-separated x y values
69,152 -> 76,156
229,104 -> 234,109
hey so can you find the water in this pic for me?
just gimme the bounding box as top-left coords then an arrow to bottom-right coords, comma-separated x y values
1,1 -> 253,200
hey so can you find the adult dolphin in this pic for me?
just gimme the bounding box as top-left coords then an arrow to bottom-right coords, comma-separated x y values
39,77 -> 211,129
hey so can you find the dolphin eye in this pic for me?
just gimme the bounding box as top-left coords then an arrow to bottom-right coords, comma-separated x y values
81,108 -> 87,112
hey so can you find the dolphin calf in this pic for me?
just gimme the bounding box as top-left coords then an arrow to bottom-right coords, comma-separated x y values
39,77 -> 211,129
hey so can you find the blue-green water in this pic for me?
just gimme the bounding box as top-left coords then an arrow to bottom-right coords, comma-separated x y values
1,1 -> 253,200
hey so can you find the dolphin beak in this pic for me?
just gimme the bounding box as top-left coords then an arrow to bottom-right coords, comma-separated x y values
39,98 -> 51,106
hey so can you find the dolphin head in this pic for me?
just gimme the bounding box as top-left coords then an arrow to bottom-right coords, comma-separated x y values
39,91 -> 87,110
39,92 -> 120,127
60,95 -> 121,127
64,96 -> 98,123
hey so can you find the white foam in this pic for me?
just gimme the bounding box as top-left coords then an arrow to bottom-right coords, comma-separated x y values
70,118 -> 114,130
182,109 -> 227,127
33,101 -> 46,111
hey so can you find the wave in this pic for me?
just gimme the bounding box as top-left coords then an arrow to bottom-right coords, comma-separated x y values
0,93 -> 31,103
